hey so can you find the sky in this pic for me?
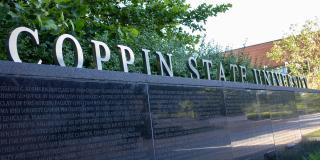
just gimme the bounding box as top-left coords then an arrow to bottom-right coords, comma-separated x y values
187,0 -> 320,49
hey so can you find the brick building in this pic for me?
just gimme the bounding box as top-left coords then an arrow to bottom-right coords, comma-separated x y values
227,40 -> 283,68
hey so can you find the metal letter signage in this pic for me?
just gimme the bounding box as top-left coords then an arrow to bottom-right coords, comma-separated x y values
156,52 -> 173,77
91,40 -> 111,70
230,64 -> 238,82
7,27 -> 42,64
239,65 -> 247,83
54,34 -> 84,68
141,49 -> 152,75
187,57 -> 200,79
5,26 -> 310,88
202,59 -> 212,80
217,62 -> 226,81
117,45 -> 135,73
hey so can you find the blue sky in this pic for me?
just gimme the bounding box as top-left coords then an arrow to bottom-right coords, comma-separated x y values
188,0 -> 320,49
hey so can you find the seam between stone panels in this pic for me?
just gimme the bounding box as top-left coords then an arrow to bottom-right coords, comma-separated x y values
294,92 -> 304,145
146,84 -> 156,160
222,89 -> 235,160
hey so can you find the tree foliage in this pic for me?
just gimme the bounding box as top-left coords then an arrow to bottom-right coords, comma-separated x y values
0,0 -> 232,76
193,39 -> 252,80
267,19 -> 320,89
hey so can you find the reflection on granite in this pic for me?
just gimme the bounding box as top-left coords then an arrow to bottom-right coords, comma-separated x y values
296,93 -> 320,136
225,89 -> 275,160
0,74 -> 320,160
0,76 -> 154,160
148,87 -> 320,160
148,85 -> 232,160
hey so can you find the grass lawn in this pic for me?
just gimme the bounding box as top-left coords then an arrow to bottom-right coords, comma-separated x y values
305,129 -> 320,138
275,129 -> 320,160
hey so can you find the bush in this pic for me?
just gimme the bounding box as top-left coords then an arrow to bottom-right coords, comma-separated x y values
307,152 -> 320,160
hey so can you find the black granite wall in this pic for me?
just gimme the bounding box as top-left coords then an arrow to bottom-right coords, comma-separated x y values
0,61 -> 319,160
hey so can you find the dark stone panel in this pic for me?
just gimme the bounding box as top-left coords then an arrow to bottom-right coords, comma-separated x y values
255,91 -> 277,160
224,89 -> 275,160
0,61 -> 320,160
295,93 -> 320,156
148,85 -> 232,160
258,91 -> 301,160
1,61 -> 319,94
0,76 -> 154,160
295,92 -> 320,136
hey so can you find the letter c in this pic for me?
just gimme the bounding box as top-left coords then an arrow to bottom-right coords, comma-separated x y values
7,27 -> 42,64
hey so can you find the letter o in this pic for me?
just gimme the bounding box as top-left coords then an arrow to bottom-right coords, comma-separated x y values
53,34 -> 84,68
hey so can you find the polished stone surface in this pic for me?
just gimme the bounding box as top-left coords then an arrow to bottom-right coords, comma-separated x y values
149,85 -> 231,160
0,76 -> 154,160
0,61 -> 319,160
225,89 -> 275,160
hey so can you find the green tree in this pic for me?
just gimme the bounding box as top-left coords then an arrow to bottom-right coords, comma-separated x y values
267,19 -> 320,89
0,0 -> 232,75
187,38 -> 252,80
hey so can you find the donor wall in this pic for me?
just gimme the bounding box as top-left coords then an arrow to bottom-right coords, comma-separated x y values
0,27 -> 319,160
